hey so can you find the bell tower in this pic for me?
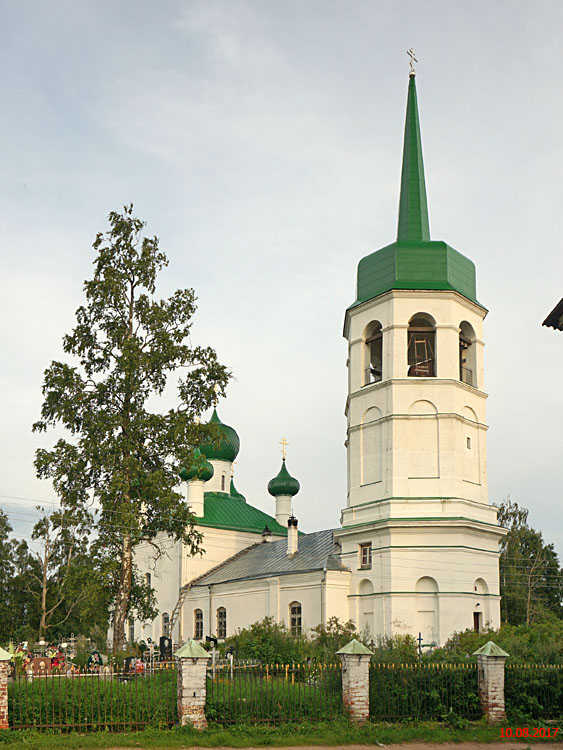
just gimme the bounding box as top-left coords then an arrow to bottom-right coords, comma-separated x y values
335,66 -> 505,645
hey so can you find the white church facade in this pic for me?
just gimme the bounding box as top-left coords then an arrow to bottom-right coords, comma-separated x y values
132,70 -> 505,649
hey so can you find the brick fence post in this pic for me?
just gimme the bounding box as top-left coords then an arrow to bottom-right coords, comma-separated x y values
473,641 -> 509,723
0,647 -> 11,729
337,638 -> 374,724
175,640 -> 211,730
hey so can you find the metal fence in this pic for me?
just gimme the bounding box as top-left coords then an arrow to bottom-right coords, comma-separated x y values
205,662 -> 343,724
8,664 -> 177,731
369,663 -> 482,722
505,664 -> 563,721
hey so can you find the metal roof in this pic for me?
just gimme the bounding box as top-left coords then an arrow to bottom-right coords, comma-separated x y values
191,529 -> 348,587
196,492 -> 288,536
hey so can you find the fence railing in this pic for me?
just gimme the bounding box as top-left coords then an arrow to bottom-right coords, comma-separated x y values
8,665 -> 177,731
205,662 -> 343,725
369,663 -> 481,722
505,664 -> 563,721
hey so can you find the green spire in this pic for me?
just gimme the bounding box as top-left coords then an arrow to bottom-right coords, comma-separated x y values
397,75 -> 430,242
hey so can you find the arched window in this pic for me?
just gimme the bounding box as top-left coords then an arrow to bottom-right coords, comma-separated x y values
364,321 -> 383,384
162,612 -> 170,638
289,601 -> 302,636
194,609 -> 203,640
408,314 -> 436,377
459,321 -> 476,386
145,572 -> 151,588
221,474 -> 226,491
216,607 -> 227,639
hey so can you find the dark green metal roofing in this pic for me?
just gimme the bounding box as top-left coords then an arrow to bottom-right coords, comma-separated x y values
230,476 -> 246,503
267,459 -> 300,498
398,76 -> 430,242
199,409 -> 240,462
196,492 -> 287,536
179,447 -> 214,483
352,75 -> 479,308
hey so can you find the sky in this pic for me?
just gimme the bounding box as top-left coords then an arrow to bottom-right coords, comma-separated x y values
1,0 -> 563,555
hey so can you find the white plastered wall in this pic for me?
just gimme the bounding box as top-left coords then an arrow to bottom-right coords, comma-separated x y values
339,288 -> 505,644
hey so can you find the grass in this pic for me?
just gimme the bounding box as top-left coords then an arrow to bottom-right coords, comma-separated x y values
0,719 -> 560,749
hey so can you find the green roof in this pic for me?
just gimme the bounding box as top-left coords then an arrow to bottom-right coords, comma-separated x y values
352,75 -> 479,309
199,409 -> 240,462
336,638 -> 374,655
268,459 -> 300,498
197,492 -> 287,536
230,476 -> 246,503
473,641 -> 509,657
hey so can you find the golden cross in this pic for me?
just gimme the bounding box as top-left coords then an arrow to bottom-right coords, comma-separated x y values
279,437 -> 289,460
407,48 -> 418,76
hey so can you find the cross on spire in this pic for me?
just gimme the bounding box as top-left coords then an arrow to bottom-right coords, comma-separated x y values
279,437 -> 289,460
407,48 -> 418,77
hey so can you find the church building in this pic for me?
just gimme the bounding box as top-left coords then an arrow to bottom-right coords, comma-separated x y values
133,68 -> 505,649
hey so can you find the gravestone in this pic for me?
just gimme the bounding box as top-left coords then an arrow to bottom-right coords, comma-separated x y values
159,636 -> 172,660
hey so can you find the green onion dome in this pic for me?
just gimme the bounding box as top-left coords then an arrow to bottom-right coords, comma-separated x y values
180,448 -> 214,483
230,477 -> 246,503
267,459 -> 300,497
199,409 -> 240,462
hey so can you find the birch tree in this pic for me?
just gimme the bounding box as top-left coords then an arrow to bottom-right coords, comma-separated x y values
34,206 -> 230,649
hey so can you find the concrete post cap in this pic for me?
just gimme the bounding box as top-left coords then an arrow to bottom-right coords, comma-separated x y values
0,647 -> 11,662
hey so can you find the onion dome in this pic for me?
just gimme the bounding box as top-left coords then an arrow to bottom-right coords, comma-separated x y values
199,409 -> 240,462
230,477 -> 246,503
267,459 -> 300,497
179,448 -> 214,483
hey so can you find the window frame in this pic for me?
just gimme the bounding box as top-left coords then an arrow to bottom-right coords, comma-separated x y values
216,607 -> 227,639
194,608 -> 204,640
289,601 -> 302,636
359,542 -> 372,569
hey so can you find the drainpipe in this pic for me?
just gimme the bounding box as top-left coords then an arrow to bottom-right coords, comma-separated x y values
321,567 -> 327,626
208,585 -> 212,637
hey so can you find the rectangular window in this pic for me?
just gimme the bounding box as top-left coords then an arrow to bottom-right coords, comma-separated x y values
290,602 -> 302,636
217,608 -> 227,639
128,617 -> 135,643
194,609 -> 203,640
359,543 -> 372,569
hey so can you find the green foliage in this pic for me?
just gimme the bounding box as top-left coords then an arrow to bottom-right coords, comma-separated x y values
435,617 -> 563,664
309,617 -> 358,660
371,634 -> 420,663
496,497 -> 563,625
220,617 -> 311,663
0,509 -> 41,642
33,206 -> 230,648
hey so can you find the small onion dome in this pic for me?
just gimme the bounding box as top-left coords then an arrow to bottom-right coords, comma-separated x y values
267,459 -> 300,497
230,477 -> 246,503
179,448 -> 214,483
199,409 -> 240,462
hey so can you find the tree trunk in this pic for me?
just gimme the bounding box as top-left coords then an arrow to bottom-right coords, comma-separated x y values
112,533 -> 133,651
38,531 -> 51,641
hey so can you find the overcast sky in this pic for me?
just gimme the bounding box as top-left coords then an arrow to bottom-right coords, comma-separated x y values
2,0 -> 563,555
